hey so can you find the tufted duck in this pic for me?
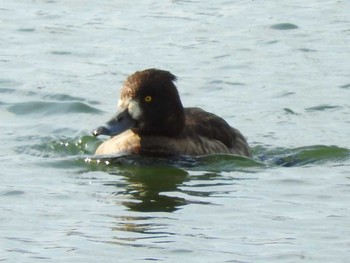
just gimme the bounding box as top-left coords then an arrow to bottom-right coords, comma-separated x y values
93,69 -> 251,157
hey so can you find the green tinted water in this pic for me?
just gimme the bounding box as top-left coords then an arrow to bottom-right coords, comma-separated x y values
1,0 -> 350,262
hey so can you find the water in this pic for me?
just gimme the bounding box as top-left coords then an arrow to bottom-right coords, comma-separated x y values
1,0 -> 350,262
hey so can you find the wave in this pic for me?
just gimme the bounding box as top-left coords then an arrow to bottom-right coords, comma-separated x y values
254,145 -> 350,167
17,133 -> 350,172
7,101 -> 102,116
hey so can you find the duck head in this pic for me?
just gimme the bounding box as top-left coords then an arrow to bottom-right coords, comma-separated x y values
93,69 -> 185,138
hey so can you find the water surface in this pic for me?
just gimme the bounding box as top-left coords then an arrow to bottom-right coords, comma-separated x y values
1,0 -> 350,262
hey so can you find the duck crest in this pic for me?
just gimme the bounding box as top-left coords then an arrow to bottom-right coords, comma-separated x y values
122,69 -> 177,99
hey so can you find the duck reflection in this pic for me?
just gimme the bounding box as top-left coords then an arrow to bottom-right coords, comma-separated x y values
121,166 -> 188,212
104,156 -> 190,212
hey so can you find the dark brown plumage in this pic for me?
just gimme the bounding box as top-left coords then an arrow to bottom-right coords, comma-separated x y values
93,69 -> 251,157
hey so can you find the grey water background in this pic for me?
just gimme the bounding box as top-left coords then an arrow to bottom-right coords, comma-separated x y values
1,0 -> 350,262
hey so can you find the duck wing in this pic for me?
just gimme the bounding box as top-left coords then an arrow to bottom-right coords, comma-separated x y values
183,107 -> 251,156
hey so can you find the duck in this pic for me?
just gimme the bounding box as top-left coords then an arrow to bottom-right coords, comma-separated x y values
92,69 -> 251,157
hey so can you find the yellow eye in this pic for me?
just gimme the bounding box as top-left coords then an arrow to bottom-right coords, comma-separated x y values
144,96 -> 152,102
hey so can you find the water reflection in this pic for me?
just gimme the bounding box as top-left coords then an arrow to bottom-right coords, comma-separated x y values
106,160 -> 190,212
88,153 -> 263,213
110,214 -> 175,248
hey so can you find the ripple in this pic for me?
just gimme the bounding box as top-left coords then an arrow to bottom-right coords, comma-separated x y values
193,154 -> 265,172
271,23 -> 299,30
42,93 -> 100,105
83,145 -> 350,172
7,101 -> 102,116
265,40 -> 279,45
2,87 -> 101,108
339,83 -> 350,89
84,153 -> 265,175
276,91 -> 295,97
209,80 -> 246,86
0,79 -> 22,88
255,145 -> 350,167
299,48 -> 317,53
2,190 -> 26,196
0,87 -> 16,94
15,135 -> 100,158
51,51 -> 72,55
17,28 -> 36,32
283,108 -> 299,115
305,104 -> 341,112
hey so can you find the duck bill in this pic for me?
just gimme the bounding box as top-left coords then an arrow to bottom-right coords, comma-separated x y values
92,108 -> 137,137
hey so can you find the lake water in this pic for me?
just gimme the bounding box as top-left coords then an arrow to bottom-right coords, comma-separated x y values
1,0 -> 350,262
